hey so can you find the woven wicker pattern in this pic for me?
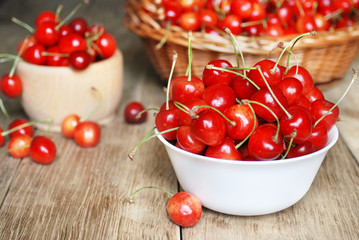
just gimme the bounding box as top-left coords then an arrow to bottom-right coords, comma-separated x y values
124,0 -> 359,87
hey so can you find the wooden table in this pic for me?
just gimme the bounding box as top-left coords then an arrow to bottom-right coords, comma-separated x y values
0,1 -> 358,239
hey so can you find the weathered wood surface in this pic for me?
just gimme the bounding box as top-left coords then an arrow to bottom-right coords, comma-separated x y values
0,0 -> 358,239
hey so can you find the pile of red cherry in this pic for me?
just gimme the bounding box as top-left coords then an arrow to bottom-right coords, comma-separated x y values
158,0 -> 359,36
153,55 -> 343,161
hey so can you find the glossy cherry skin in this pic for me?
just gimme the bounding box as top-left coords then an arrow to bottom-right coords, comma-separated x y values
8,119 -> 34,138
191,110 -> 226,146
61,114 -> 80,138
58,25 -> 73,37
0,127 -> 5,146
94,32 -> 117,58
58,33 -> 87,54
176,125 -> 206,154
247,124 -> 284,160
34,21 -> 59,46
311,99 -> 339,131
296,15 -> 318,33
124,101 -> 147,124
178,11 -> 201,31
23,44 -> 47,65
69,50 -> 92,70
304,86 -> 324,103
17,36 -> 37,57
177,98 -> 207,126
280,108 -> 313,144
247,60 -> 283,88
278,77 -> 303,105
0,73 -> 22,98
74,121 -> 101,148
167,192 -> 202,227
8,134 -> 32,158
205,136 -> 243,160
35,10 -> 57,26
46,46 -> 69,66
155,108 -> 180,140
218,14 -> 242,35
231,0 -> 253,19
171,76 -> 205,104
287,141 -> 315,158
164,1 -> 182,23
201,83 -> 236,113
308,125 -> 328,151
250,86 -> 288,122
284,66 -> 314,95
69,17 -> 88,36
202,59 -> 235,87
230,75 -> 258,100
199,9 -> 218,27
224,104 -> 257,140
30,136 -> 57,164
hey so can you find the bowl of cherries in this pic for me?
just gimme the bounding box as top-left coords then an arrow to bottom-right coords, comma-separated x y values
1,2 -> 123,131
131,33 -> 353,216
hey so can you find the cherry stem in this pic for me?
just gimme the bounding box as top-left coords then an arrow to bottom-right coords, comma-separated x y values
272,32 -> 313,74
0,53 -> 19,60
235,102 -> 257,149
129,186 -> 173,204
135,108 -> 159,120
224,27 -> 246,76
9,38 -> 28,78
156,21 -> 171,49
166,51 -> 178,110
185,31 -> 193,81
55,0 -> 89,30
324,9 -> 342,21
314,68 -> 358,127
2,118 -> 52,137
55,4 -> 64,22
281,130 -> 296,159
173,101 -> 191,115
192,104 -> 236,126
244,99 -> 281,140
0,98 -> 10,119
128,126 -> 179,160
294,0 -> 305,17
206,65 -> 260,90
240,19 -> 265,28
11,17 -> 34,34
41,52 -> 69,57
257,67 -> 292,118
80,87 -> 103,122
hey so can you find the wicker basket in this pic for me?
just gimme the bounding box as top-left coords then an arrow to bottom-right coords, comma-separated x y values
123,0 -> 359,88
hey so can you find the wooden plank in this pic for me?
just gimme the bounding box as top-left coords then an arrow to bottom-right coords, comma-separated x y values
182,135 -> 359,240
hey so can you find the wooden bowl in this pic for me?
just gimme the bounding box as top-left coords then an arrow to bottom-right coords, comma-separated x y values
16,49 -> 123,131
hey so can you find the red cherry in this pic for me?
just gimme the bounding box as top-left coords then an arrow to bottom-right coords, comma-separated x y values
124,101 -> 147,124
334,0 -> 352,14
69,50 -> 92,70
205,136 -> 243,160
164,1 -> 183,23
176,125 -> 206,154
94,32 -> 117,58
8,119 -> 34,138
171,76 -> 205,104
69,17 -> 88,36
311,99 -> 339,131
201,83 -> 236,113
46,46 -> 68,66
191,110 -> 226,146
218,14 -> 242,35
287,141 -> 315,158
199,9 -> 218,27
0,73 -> 22,98
155,108 -> 180,140
74,121 -> 101,147
308,125 -> 328,151
230,75 -> 258,100
8,134 -> 32,158
248,124 -> 284,160
61,114 -> 80,138
313,13 -> 331,31
202,59 -> 235,86
35,10 -> 57,26
248,2 -> 266,21
304,86 -> 325,103
23,44 -> 47,65
177,98 -> 207,126
296,15 -> 318,33
178,11 -> 201,31
34,21 -> 60,46
224,104 -> 257,140
278,77 -> 303,105
58,33 -> 87,54
30,136 -> 57,164
284,66 -> 314,95
58,25 -> 73,37
247,60 -> 283,88
167,192 -> 202,227
17,36 -> 37,57
231,0 -> 253,19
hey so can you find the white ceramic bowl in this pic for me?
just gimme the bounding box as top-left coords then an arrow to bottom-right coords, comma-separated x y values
16,49 -> 123,131
156,126 -> 339,216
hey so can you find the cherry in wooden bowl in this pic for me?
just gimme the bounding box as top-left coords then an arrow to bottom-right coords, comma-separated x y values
16,49 -> 123,131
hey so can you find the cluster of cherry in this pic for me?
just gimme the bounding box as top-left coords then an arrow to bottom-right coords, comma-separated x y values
157,0 -> 359,37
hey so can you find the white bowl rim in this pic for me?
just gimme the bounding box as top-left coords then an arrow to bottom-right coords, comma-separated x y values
155,125 -> 339,166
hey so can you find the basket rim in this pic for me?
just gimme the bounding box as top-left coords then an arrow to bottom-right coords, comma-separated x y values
123,0 -> 359,54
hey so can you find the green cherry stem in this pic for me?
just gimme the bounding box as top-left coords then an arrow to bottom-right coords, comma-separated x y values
166,51 -> 178,110
206,65 -> 260,90
55,4 -> 64,22
156,21 -> 171,50
0,98 -> 10,119
9,37 -> 28,78
11,17 -> 34,33
2,118 -> 53,137
235,102 -> 257,149
186,31 -> 193,80
129,186 -> 173,203
281,130 -> 296,159
314,68 -> 358,127
192,105 -> 236,126
224,27 -> 247,77
55,0 -> 89,30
